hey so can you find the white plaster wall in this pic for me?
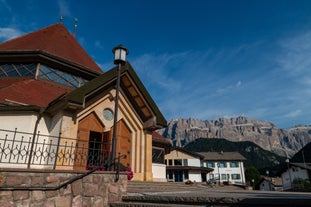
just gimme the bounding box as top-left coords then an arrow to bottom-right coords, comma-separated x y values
0,112 -> 54,135
189,171 -> 202,182
291,167 -> 309,180
188,158 -> 201,167
0,113 -> 58,169
282,166 -> 309,190
152,163 -> 167,182
282,171 -> 292,190
260,180 -> 271,191
207,161 -> 245,184
46,112 -> 62,137
0,113 -> 37,132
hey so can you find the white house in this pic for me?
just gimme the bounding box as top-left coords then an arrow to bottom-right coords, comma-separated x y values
259,177 -> 283,191
281,162 -> 311,191
152,131 -> 171,182
199,151 -> 246,185
164,148 -> 213,182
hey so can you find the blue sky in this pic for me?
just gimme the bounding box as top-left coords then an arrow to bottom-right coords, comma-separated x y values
1,0 -> 311,129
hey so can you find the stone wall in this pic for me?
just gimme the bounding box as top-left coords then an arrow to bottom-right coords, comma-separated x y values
0,169 -> 127,207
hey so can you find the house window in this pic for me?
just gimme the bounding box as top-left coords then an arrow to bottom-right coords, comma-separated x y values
0,63 -> 37,77
207,161 -> 215,168
39,64 -> 88,88
219,162 -> 227,168
168,159 -> 173,166
174,159 -> 182,166
183,159 -> 188,166
231,174 -> 241,180
215,173 -> 220,180
221,174 -> 227,180
292,167 -> 299,172
230,161 -> 239,168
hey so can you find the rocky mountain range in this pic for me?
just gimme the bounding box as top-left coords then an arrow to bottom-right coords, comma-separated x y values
157,116 -> 311,156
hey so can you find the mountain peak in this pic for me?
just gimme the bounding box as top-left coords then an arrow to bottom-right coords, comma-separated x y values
158,116 -> 311,156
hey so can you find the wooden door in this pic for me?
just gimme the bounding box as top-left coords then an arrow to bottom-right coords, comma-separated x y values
75,112 -> 105,170
116,119 -> 131,168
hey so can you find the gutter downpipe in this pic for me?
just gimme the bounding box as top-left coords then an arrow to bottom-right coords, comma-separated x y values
27,108 -> 45,169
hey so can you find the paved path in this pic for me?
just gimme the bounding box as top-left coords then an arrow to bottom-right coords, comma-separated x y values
123,182 -> 311,206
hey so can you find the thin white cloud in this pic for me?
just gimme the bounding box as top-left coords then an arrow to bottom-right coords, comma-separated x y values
0,0 -> 11,12
58,0 -> 71,17
278,31 -> 311,77
132,52 -> 186,92
236,81 -> 242,88
94,41 -> 103,49
131,48 -> 251,122
287,109 -> 302,118
0,27 -> 23,41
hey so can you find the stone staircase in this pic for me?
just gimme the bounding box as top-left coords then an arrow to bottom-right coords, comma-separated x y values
110,181 -> 207,207
110,181 -> 311,207
126,181 -> 203,193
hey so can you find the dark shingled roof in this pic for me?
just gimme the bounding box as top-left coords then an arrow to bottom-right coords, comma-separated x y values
171,147 -> 205,159
166,165 -> 213,172
198,152 -> 246,161
152,131 -> 171,145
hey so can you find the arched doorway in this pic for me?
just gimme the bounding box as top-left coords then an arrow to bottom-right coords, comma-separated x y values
75,112 -> 107,170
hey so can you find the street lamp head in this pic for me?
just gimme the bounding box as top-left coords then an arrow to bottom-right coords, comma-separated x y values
285,158 -> 290,163
112,44 -> 129,65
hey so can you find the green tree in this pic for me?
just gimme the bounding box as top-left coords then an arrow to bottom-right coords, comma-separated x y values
245,166 -> 261,189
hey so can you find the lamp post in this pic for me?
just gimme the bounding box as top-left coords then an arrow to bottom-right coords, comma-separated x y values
251,179 -> 255,190
266,170 -> 271,191
111,45 -> 129,170
217,162 -> 220,185
286,158 -> 293,191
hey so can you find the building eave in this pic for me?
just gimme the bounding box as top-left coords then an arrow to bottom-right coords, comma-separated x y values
0,105 -> 44,113
48,62 -> 167,129
0,50 -> 101,79
166,165 -> 213,172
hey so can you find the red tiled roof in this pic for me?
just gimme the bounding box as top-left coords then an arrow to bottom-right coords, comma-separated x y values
0,23 -> 102,74
152,131 -> 171,145
0,78 -> 73,107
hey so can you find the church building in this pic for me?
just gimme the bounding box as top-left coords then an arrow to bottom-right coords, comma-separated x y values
0,23 -> 167,181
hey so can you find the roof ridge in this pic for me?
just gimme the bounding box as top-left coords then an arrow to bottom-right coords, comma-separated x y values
0,23 -> 103,74
0,23 -> 61,45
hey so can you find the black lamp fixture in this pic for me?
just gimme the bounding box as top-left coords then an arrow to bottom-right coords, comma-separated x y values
112,45 -> 129,65
110,45 -> 129,170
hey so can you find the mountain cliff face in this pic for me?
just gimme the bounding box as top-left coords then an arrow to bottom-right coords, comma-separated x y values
157,116 -> 311,156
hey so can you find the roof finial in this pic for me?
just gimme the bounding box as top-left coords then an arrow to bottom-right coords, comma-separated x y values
59,15 -> 64,23
73,18 -> 78,38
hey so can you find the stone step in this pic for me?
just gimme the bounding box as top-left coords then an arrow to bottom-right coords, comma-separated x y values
113,181 -> 311,207
111,195 -> 311,207
126,181 -> 203,193
110,202 -> 206,207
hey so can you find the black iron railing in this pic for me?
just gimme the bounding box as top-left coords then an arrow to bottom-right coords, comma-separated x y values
0,128 -> 128,191
0,128 -> 111,169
